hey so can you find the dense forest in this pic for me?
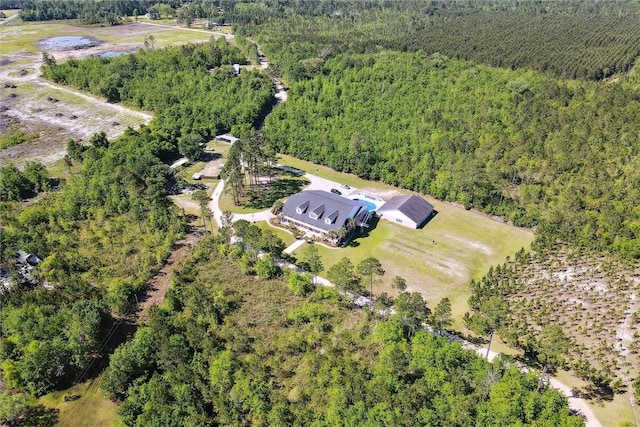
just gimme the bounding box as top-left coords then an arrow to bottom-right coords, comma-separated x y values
239,2 -> 640,81
42,38 -> 273,142
261,51 -> 640,258
17,0 -> 640,79
103,237 -> 583,426
0,127 -> 184,399
0,35 -> 274,420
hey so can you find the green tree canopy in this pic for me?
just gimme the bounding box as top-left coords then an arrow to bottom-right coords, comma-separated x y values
178,133 -> 204,161
327,257 -> 361,293
395,291 -> 430,337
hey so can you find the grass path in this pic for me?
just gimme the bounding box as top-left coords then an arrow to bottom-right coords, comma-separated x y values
38,381 -> 118,427
138,230 -> 202,321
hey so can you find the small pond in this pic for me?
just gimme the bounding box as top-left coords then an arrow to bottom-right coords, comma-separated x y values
98,50 -> 134,58
39,36 -> 100,50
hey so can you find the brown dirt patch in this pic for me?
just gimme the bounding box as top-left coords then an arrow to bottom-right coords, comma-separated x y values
137,230 -> 203,321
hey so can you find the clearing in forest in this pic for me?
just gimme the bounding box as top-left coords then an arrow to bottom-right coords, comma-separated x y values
490,246 -> 640,426
280,155 -> 534,321
0,20 -> 217,167
38,381 -> 118,427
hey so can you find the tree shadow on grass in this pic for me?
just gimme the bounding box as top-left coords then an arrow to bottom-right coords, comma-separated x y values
571,382 -> 615,403
347,215 -> 380,247
18,405 -> 59,427
200,151 -> 222,162
245,178 -> 306,209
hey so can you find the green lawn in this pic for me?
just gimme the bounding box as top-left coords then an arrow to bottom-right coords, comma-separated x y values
219,191 -> 267,214
38,381 -> 118,427
588,394 -> 634,427
0,20 -> 216,55
254,221 -> 297,248
284,155 -> 534,323
175,161 -> 204,181
219,174 -> 309,214
207,140 -> 232,157
278,154 -> 374,190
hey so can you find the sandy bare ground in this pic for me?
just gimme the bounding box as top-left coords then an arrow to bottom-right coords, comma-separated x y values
0,48 -> 152,166
0,12 -> 19,26
0,22 -> 197,166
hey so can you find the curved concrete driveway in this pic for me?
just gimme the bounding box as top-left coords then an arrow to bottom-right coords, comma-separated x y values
298,171 -> 350,192
208,170 -> 351,228
208,179 -> 274,228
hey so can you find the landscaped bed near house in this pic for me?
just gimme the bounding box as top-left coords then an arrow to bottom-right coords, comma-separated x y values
254,220 -> 297,248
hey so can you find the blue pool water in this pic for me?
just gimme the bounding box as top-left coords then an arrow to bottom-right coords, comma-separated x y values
39,36 -> 99,50
354,198 -> 377,211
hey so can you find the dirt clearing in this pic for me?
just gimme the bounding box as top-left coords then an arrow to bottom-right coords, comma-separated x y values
1,20 -> 219,167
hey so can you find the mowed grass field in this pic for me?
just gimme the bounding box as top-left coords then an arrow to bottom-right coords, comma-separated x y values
0,20 -> 214,55
280,155 -> 534,323
38,381 -> 118,427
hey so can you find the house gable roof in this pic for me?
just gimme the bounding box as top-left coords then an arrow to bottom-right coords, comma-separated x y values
16,250 -> 42,266
282,190 -> 367,232
378,195 -> 434,225
214,134 -> 239,144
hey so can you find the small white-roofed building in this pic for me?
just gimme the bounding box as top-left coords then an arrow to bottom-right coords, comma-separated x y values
214,134 -> 239,144
377,195 -> 434,229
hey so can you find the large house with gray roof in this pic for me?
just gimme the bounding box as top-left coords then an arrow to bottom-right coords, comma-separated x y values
281,190 -> 371,240
377,195 -> 434,228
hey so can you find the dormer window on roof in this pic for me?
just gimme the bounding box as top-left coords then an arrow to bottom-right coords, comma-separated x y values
310,204 -> 325,220
296,200 -> 310,214
325,210 -> 339,225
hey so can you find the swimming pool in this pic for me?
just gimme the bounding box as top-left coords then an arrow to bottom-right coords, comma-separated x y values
354,198 -> 377,211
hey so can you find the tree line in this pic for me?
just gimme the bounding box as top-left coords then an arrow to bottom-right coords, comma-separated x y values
16,0 -> 281,26
260,50 -> 640,259
240,2 -> 640,81
101,235 -> 584,426
17,0 -> 175,24
42,39 -> 273,144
